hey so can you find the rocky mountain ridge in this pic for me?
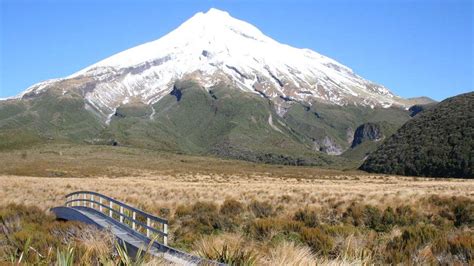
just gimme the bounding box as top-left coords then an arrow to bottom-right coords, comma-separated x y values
16,8 -> 420,123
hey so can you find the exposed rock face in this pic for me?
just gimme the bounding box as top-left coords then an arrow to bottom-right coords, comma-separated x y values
408,103 -> 437,117
408,105 -> 425,117
346,127 -> 355,144
314,136 -> 343,155
351,123 -> 383,148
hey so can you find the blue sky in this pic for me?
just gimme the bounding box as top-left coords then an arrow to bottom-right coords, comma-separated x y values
1,0 -> 472,100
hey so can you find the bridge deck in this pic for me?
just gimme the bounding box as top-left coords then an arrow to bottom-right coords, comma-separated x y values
52,206 -> 211,265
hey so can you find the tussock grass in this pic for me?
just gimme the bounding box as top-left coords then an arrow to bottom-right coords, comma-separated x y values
0,144 -> 473,264
193,234 -> 258,265
265,241 -> 316,266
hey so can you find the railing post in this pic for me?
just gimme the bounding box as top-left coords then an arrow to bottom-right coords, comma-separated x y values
66,195 -> 70,207
163,223 -> 168,245
132,211 -> 136,230
64,192 -> 170,247
146,218 -> 150,238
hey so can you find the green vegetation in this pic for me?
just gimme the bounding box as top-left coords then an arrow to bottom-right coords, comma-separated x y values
361,92 -> 473,178
134,80 -> 339,166
342,121 -> 403,163
195,239 -> 258,265
0,204 -> 161,265
0,204 -> 108,264
284,102 -> 410,155
0,88 -> 104,150
170,195 -> 474,264
408,102 -> 437,117
0,79 -> 413,167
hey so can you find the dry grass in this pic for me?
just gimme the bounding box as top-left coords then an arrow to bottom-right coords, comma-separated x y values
2,144 -> 471,216
1,144 -> 473,264
265,241 -> 317,265
0,143 -> 349,178
0,173 -> 472,216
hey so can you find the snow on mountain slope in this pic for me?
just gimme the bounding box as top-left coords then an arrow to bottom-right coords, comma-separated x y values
19,8 -> 407,120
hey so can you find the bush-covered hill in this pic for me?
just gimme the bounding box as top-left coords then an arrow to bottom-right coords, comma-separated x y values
360,92 -> 474,178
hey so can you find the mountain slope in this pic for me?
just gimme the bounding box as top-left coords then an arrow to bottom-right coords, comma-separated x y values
18,8 -> 414,122
88,80 -> 345,166
0,88 -> 104,150
360,92 -> 474,178
0,8 -> 423,166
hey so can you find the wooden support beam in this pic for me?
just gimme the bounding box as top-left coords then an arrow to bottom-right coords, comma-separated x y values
132,211 -> 136,230
146,218 -> 150,238
163,223 -> 168,246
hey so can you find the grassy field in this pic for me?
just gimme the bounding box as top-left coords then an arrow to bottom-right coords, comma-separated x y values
0,143 -> 354,178
1,144 -> 473,264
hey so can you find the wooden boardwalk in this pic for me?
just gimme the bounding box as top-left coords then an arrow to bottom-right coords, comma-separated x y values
51,191 -> 220,265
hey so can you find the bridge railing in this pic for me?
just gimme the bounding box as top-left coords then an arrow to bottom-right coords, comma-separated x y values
64,191 -> 168,245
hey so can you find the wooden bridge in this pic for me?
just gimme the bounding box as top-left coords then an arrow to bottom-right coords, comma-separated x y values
51,191 -> 219,265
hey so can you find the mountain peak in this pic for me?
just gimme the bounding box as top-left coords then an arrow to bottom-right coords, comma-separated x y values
204,8 -> 231,17
23,8 -> 407,120
177,7 -> 266,43
187,7 -> 232,24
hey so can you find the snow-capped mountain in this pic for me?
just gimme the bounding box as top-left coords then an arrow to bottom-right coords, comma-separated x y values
20,8 -> 407,121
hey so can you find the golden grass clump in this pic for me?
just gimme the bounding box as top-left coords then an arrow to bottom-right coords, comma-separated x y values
265,241 -> 317,266
193,234 -> 258,265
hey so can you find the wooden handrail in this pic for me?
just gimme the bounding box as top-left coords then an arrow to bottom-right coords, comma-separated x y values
65,199 -> 168,237
65,191 -> 167,224
64,191 -> 168,245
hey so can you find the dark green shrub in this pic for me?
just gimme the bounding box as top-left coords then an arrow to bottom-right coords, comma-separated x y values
394,205 -> 419,226
281,220 -> 304,233
343,202 -> 364,226
192,201 -> 218,214
158,208 -> 170,218
247,218 -> 304,241
293,208 -> 319,227
343,203 -> 387,231
190,202 -> 221,234
448,234 -> 474,262
220,199 -> 244,217
174,201 -> 223,246
427,195 -> 474,227
301,227 -> 333,255
385,224 -> 440,263
248,200 -> 273,218
363,205 -> 383,232
321,224 -> 359,237
381,207 -> 396,227
454,203 -> 474,227
174,205 -> 192,218
247,218 -> 278,240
